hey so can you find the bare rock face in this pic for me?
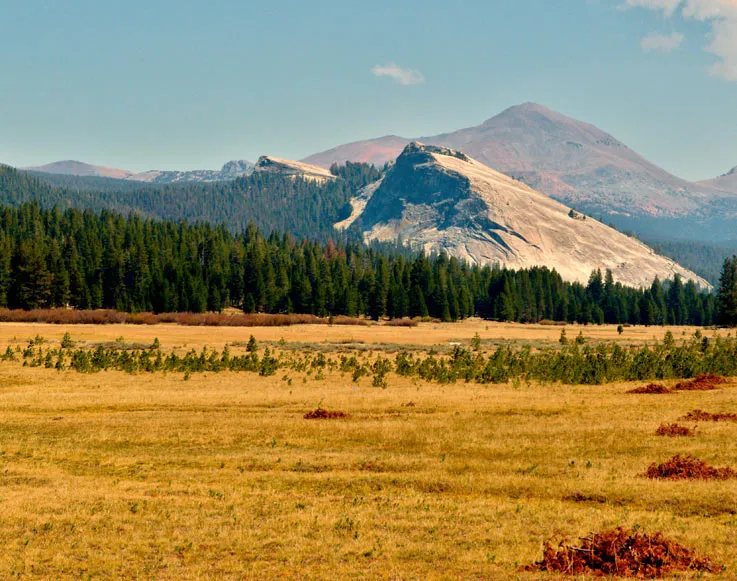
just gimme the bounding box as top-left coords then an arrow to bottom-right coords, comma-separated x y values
305,103 -> 737,238
253,156 -> 336,183
344,142 -> 709,289
128,160 -> 254,184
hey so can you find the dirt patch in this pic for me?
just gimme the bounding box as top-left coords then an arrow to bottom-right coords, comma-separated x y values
656,423 -> 695,437
627,383 -> 672,394
525,527 -> 719,577
682,409 -> 737,422
673,374 -> 727,391
644,454 -> 736,480
303,408 -> 350,420
564,492 -> 608,504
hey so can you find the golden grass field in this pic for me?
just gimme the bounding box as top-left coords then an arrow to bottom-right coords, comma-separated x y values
0,320 -> 736,579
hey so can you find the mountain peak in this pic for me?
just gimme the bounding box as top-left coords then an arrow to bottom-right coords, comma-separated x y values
25,160 -> 134,180
341,142 -> 708,289
401,141 -> 470,162
254,156 -> 337,182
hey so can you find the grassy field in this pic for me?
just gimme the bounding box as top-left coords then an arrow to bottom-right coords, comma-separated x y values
0,320 -> 736,579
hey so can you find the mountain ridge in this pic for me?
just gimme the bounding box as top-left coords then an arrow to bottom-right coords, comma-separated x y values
342,141 -> 709,289
304,103 -> 737,239
25,159 -> 255,185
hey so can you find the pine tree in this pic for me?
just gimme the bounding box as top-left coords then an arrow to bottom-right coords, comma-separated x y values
717,256 -> 737,326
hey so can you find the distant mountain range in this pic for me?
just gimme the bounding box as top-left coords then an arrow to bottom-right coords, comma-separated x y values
24,160 -> 136,180
305,103 -> 737,240
25,159 -> 254,185
16,102 -> 737,241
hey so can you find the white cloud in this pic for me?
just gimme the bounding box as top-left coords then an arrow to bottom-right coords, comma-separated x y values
641,31 -> 685,51
625,0 -> 683,16
371,63 -> 425,86
625,0 -> 737,80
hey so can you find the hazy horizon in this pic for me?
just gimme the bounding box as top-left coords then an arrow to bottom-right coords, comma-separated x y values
1,0 -> 736,181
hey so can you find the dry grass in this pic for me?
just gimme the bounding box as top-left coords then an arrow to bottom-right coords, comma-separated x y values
0,318 -> 718,352
0,320 -> 736,578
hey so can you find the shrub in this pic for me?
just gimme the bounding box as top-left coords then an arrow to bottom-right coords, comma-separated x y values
525,527 -> 718,577
655,423 -> 695,437
303,408 -> 350,420
643,455 -> 736,480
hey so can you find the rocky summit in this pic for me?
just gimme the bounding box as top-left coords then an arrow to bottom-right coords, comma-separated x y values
253,156 -> 337,183
339,142 -> 709,289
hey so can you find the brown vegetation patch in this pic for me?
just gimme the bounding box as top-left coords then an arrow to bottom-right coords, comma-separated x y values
673,374 -> 727,391
384,318 -> 418,327
303,408 -> 350,420
627,383 -> 672,394
564,492 -> 608,504
0,308 -> 368,327
644,454 -> 736,480
682,409 -> 737,422
655,423 -> 695,437
525,527 -> 719,577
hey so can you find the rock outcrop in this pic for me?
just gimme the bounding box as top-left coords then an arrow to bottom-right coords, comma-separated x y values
253,156 -> 336,183
342,142 -> 709,289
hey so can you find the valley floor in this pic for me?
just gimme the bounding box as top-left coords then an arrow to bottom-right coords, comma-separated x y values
0,321 -> 735,579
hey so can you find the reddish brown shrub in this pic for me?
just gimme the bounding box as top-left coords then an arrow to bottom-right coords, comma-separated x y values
384,318 -> 418,327
525,527 -> 718,577
673,374 -> 727,391
627,383 -> 672,394
643,454 -> 736,480
681,409 -> 737,422
655,423 -> 695,437
303,408 -> 350,420
0,308 -> 369,328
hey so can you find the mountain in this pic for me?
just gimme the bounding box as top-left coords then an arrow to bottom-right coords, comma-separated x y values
127,160 -> 253,184
340,142 -> 709,289
305,136 -> 410,168
699,166 -> 737,192
1,159 -> 375,241
24,160 -> 135,180
25,159 -> 254,185
253,156 -> 337,183
305,103 -> 737,241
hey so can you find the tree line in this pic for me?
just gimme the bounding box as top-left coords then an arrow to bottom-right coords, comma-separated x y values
0,202 -> 717,325
1,162 -> 381,240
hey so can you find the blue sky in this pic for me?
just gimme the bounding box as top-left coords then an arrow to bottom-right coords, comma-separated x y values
0,0 -> 735,180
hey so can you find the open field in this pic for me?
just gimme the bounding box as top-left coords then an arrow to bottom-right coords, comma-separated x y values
0,318 -> 719,351
0,321 -> 736,578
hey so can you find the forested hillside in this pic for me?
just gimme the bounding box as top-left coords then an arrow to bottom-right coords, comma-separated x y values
0,203 -> 715,324
648,239 -> 737,286
25,171 -> 160,193
1,162 -> 380,239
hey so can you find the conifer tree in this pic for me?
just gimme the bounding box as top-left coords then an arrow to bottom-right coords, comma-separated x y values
717,256 -> 737,326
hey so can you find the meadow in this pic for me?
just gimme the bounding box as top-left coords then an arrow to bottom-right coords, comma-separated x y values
0,320 -> 736,579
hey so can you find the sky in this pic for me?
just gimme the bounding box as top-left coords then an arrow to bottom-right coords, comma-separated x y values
0,0 -> 735,180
